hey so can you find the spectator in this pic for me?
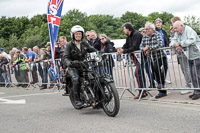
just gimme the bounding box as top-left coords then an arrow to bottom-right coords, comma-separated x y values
155,18 -> 170,47
155,18 -> 169,84
0,53 -> 11,87
139,27 -> 156,88
9,50 -> 16,65
23,47 -> 39,84
57,36 -> 68,95
46,43 -> 57,88
55,36 -> 67,59
140,22 -> 168,99
13,48 -> 22,86
99,34 -> 116,77
85,31 -> 91,42
34,43 -> 51,90
170,17 -> 192,95
33,46 -> 43,87
33,46 -> 40,58
0,54 -> 9,87
139,28 -> 145,36
0,48 -> 11,60
90,30 -> 101,50
13,50 -> 29,88
170,21 -> 200,100
117,22 -> 147,99
17,47 -> 23,53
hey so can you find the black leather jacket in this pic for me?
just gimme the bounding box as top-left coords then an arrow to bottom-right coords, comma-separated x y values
63,40 -> 97,67
155,27 -> 170,47
122,29 -> 143,54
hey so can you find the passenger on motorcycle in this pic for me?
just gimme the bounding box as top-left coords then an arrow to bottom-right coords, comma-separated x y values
63,25 -> 97,106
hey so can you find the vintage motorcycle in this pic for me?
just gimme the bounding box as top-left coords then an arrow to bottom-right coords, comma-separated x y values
65,52 -> 120,117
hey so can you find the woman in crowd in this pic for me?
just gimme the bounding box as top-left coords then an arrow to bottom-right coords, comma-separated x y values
99,34 -> 116,77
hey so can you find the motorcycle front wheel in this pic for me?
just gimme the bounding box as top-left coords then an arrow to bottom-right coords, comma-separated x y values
101,82 -> 120,117
69,91 -> 83,110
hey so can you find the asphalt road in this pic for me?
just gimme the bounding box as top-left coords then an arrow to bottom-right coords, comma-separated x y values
1,87 -> 200,133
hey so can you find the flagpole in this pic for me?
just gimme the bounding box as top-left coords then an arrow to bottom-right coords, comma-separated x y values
47,0 -> 64,88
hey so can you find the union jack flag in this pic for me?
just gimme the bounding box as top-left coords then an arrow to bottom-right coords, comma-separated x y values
47,0 -> 64,82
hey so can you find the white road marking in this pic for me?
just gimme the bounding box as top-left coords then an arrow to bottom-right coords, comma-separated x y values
0,91 -> 59,104
0,98 -> 26,104
0,92 -> 5,95
0,92 -> 59,99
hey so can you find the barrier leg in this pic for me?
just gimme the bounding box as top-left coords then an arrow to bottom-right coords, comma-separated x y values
120,59 -> 135,99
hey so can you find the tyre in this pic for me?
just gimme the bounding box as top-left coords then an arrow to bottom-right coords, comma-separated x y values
101,82 -> 120,117
69,91 -> 83,110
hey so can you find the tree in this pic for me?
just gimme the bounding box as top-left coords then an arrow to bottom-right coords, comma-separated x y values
147,12 -> 174,24
39,23 -> 50,47
0,16 -> 30,40
0,38 -> 8,52
59,9 -> 88,41
1,9 -> 200,52
120,11 -> 147,30
87,14 -> 121,39
184,15 -> 200,34
20,26 -> 43,48
8,34 -> 19,51
29,14 -> 47,28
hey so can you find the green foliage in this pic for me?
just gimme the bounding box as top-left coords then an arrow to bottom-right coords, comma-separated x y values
29,14 -> 47,28
0,9 -> 200,52
59,9 -> 88,41
19,26 -> 43,48
121,11 -> 147,30
162,22 -> 171,36
0,37 -> 8,52
147,12 -> 174,24
8,34 -> 19,51
88,15 -> 123,39
184,15 -> 200,34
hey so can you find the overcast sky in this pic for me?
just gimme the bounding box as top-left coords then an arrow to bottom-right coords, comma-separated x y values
1,0 -> 200,21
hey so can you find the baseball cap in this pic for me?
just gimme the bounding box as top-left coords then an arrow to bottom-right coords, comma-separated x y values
155,18 -> 163,23
0,48 -> 4,52
45,42 -> 51,47
139,28 -> 145,33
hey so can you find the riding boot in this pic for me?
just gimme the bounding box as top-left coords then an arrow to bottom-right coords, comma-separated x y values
73,82 -> 83,106
74,92 -> 83,106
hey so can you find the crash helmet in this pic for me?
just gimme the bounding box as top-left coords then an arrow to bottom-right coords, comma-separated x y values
70,25 -> 85,40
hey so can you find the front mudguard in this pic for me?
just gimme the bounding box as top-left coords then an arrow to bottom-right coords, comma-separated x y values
100,77 -> 114,83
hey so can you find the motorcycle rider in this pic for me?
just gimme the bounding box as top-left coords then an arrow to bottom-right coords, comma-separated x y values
63,25 -> 97,106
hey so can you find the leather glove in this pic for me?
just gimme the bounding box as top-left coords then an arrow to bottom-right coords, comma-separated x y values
70,60 -> 80,68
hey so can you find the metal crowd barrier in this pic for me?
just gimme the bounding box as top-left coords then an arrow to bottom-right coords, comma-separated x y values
0,59 -> 65,91
1,46 -> 200,101
108,46 -> 200,100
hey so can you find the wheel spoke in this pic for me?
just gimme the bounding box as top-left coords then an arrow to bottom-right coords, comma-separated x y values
103,84 -> 116,112
101,82 -> 120,117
